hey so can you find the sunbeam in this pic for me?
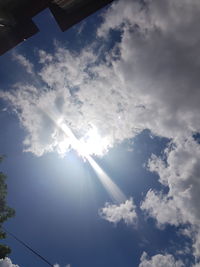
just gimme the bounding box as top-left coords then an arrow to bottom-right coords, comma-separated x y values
87,156 -> 126,203
58,120 -> 126,203
38,109 -> 126,204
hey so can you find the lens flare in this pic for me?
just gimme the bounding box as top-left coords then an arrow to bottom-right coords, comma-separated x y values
59,121 -> 126,203
78,126 -> 110,156
87,156 -> 126,203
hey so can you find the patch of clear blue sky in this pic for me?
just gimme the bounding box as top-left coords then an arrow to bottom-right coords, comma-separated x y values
0,5 -> 190,267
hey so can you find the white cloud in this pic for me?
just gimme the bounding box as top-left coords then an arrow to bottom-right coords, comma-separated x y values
146,137 -> 200,226
97,0 -> 148,38
53,264 -> 70,267
0,259 -> 70,267
99,198 -> 137,225
0,258 -> 19,267
141,137 -> 200,262
139,252 -> 184,267
98,0 -> 200,139
12,53 -> 34,75
141,189 -> 183,227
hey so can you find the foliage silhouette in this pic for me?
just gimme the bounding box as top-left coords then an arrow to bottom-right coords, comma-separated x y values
0,155 -> 15,259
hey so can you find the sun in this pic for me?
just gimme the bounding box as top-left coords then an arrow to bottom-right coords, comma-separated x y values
76,126 -> 110,158
58,122 -> 109,158
57,121 -> 125,203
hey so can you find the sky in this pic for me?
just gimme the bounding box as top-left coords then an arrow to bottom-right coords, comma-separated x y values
0,0 -> 200,266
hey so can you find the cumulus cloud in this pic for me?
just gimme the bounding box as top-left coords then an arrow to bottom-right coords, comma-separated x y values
141,137 -> 200,262
0,258 -> 19,267
141,189 -> 183,227
139,252 -> 184,267
144,137 -> 200,226
99,198 -> 137,225
98,0 -> 200,139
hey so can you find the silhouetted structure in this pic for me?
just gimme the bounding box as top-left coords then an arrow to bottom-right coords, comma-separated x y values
0,0 -> 113,56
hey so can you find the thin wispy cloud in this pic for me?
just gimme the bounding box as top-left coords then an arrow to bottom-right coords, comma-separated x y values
12,53 -> 34,75
53,264 -> 70,267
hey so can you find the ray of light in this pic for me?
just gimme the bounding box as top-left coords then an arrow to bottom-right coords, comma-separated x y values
87,156 -> 126,203
59,122 -> 126,203
38,108 -> 126,204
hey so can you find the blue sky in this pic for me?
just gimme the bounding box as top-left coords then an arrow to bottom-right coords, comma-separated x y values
1,1 -> 200,266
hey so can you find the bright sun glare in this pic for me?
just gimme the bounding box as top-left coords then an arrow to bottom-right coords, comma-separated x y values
78,127 -> 109,157
58,120 -> 126,203
59,122 -> 109,158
